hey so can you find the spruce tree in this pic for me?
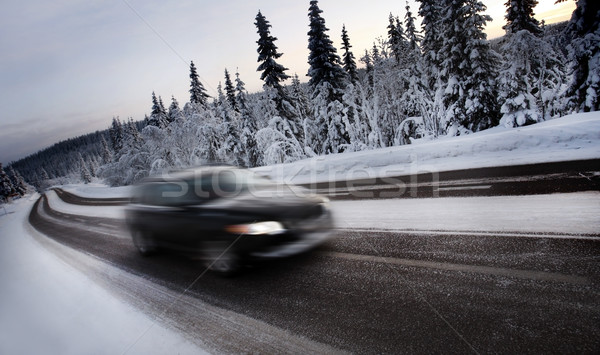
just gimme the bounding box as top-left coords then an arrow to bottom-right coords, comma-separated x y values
168,96 -> 182,123
341,25 -> 359,84
0,163 -> 15,202
224,69 -> 237,111
307,0 -> 349,154
560,0 -> 600,112
255,11 -> 290,90
307,0 -> 347,93
78,153 -> 92,184
109,117 -> 124,154
404,2 -> 422,52
235,71 -> 260,167
499,0 -> 566,126
387,14 -> 408,64
418,0 -> 443,72
438,0 -> 500,132
503,0 -> 542,36
100,136 -> 112,164
189,61 -> 210,106
148,92 -> 167,128
7,165 -> 27,196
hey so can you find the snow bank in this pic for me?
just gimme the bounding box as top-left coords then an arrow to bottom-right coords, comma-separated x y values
0,196 -> 203,355
333,192 -> 600,236
60,183 -> 132,199
254,112 -> 600,184
46,189 -> 125,219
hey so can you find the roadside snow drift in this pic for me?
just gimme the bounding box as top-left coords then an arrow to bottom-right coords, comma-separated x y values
255,112 -> 600,184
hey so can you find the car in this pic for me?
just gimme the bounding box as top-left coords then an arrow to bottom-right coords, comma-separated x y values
125,166 -> 334,275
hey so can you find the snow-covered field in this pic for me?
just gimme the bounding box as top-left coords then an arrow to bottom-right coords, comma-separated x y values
2,112 -> 599,353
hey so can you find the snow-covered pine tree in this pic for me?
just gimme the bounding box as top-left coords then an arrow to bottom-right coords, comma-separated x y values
559,0 -> 600,112
387,14 -> 409,65
307,0 -> 349,154
361,49 -> 375,90
404,2 -> 422,52
341,25 -> 359,84
7,165 -> 27,196
437,0 -> 500,133
504,0 -> 543,35
147,92 -> 168,128
100,135 -> 112,164
189,61 -> 210,107
255,11 -> 290,92
0,163 -> 16,202
235,71 -> 261,167
224,69 -> 237,112
108,117 -> 124,155
168,96 -> 183,123
78,153 -> 92,184
418,0 -> 443,77
498,0 -> 567,126
213,82 -> 244,166
254,9 -> 300,138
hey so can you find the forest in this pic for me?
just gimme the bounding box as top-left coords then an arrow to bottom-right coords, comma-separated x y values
3,0 -> 599,196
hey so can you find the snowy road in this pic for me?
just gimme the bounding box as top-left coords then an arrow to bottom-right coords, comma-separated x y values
23,189 -> 600,353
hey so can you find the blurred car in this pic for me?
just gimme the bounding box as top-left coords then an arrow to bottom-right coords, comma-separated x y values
125,166 -> 333,275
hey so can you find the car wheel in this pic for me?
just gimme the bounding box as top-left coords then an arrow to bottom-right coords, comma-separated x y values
205,250 -> 240,276
132,229 -> 157,256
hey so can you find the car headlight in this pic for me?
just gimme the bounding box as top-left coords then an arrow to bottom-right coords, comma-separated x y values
225,221 -> 286,236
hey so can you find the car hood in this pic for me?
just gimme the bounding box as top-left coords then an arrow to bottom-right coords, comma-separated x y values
197,185 -> 327,218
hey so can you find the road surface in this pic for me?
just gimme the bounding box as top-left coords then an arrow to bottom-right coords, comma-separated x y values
28,188 -> 600,354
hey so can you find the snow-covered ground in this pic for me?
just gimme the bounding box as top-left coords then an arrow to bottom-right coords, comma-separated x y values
0,196 -> 203,355
255,112 -> 600,185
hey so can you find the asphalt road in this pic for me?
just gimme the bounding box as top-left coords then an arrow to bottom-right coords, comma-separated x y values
28,190 -> 600,354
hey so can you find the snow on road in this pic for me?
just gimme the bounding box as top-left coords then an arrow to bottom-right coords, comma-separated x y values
0,196 -> 204,355
44,187 -> 600,237
333,192 -> 600,236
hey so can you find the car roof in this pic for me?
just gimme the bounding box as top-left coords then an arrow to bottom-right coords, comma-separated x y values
139,165 -> 244,183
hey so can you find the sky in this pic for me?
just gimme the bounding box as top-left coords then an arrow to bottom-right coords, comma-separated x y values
0,0 -> 575,166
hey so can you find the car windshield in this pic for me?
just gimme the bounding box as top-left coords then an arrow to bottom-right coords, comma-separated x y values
190,169 -> 273,199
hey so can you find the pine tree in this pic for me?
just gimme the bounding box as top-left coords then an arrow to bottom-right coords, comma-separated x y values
0,163 -> 16,202
78,153 -> 92,184
7,165 -> 27,196
189,61 -> 210,106
438,0 -> 500,133
148,92 -> 168,128
235,71 -> 261,167
361,50 -> 374,89
418,0 -> 443,72
341,25 -> 359,84
498,0 -> 566,126
109,117 -> 124,154
168,96 -> 182,123
388,14 -> 408,64
404,2 -> 422,52
307,0 -> 347,93
503,0 -> 543,36
224,69 -> 237,111
560,0 -> 600,112
255,11 -> 290,90
307,0 -> 349,153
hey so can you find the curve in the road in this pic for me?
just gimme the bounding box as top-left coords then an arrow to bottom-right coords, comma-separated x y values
28,191 -> 600,354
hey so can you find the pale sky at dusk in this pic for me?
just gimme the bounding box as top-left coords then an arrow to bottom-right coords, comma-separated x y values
0,0 -> 575,165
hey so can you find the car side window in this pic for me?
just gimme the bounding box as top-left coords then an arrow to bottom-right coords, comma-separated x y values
139,182 -> 189,206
